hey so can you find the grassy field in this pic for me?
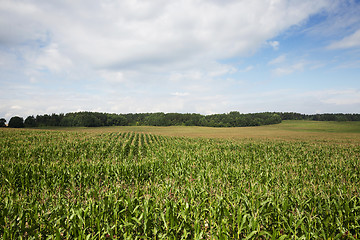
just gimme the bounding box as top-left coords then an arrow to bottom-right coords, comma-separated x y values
37,120 -> 360,143
1,121 -> 359,239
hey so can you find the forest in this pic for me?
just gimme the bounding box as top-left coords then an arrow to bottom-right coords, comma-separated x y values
2,112 -> 360,128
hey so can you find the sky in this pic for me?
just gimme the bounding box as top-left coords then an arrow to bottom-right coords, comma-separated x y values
1,0 -> 360,120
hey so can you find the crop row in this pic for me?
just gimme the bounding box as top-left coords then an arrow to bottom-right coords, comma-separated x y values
0,129 -> 359,239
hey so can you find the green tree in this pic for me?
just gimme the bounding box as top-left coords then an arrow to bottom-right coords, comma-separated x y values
24,116 -> 37,127
8,116 -> 24,128
0,118 -> 6,127
145,112 -> 167,126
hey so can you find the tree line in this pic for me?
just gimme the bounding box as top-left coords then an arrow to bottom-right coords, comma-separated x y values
277,112 -> 360,121
1,112 -> 360,128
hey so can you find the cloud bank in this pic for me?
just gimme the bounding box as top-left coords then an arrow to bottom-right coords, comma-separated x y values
1,0 -> 331,71
1,0 -> 359,119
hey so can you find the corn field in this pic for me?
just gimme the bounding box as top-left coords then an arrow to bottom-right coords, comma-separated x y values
0,129 -> 359,239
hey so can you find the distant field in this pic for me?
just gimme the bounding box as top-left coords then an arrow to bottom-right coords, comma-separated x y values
277,120 -> 360,133
35,120 -> 360,143
1,120 -> 359,238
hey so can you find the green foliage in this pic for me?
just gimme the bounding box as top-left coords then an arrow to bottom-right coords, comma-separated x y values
0,118 -> 6,127
18,111 -> 360,129
8,116 -> 24,128
24,111 -> 284,128
0,128 -> 359,238
24,116 -> 37,127
279,112 -> 360,121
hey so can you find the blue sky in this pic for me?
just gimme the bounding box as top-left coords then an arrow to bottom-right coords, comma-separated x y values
1,0 -> 360,120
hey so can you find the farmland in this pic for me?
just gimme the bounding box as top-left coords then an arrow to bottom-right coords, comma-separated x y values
1,121 -> 360,239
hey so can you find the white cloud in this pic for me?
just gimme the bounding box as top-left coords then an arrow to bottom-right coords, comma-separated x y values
316,89 -> 360,105
0,1 -> 44,45
3,0 -> 357,118
98,70 -> 126,83
328,29 -> 360,49
240,65 -> 254,72
0,0 -> 331,72
10,105 -> 22,110
34,43 -> 72,72
0,51 -> 18,70
273,61 -> 306,76
268,55 -> 287,65
268,41 -> 280,50
171,92 -> 190,97
303,1 -> 360,39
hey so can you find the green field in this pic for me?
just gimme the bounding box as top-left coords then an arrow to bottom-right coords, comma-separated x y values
43,120 -> 360,143
1,121 -> 360,239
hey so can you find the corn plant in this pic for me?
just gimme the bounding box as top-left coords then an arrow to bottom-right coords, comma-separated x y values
0,128 -> 359,239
